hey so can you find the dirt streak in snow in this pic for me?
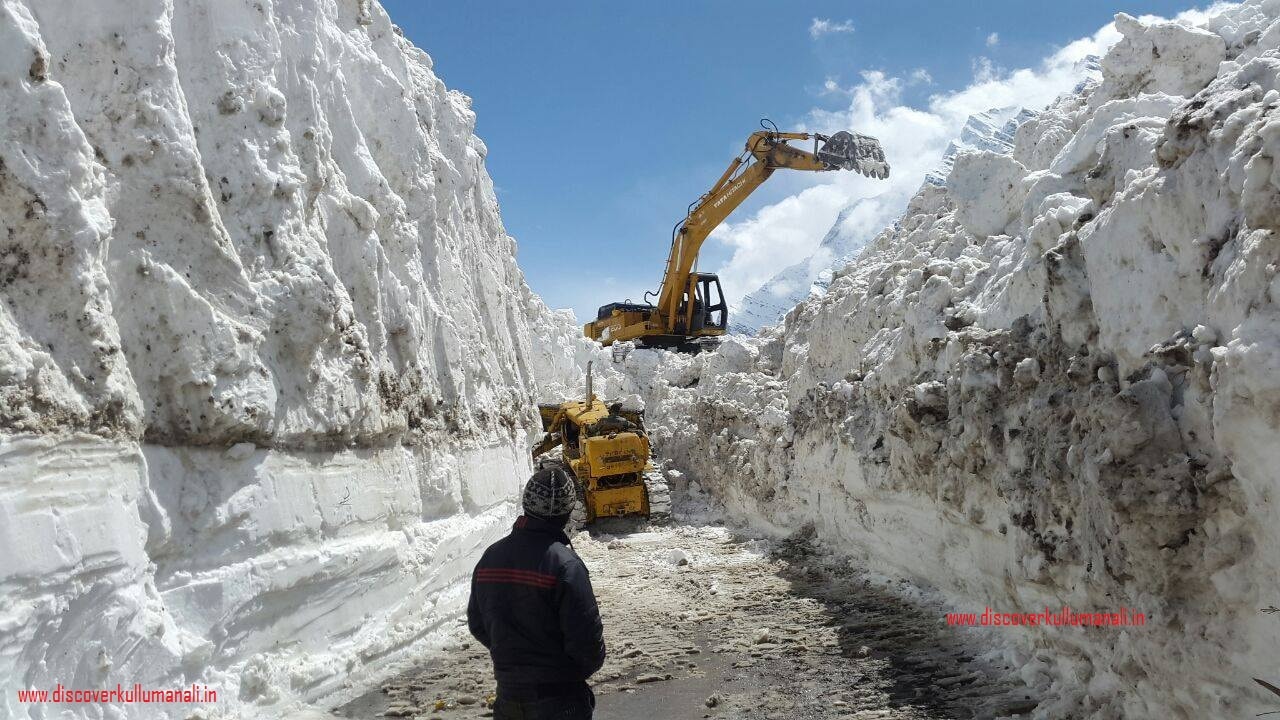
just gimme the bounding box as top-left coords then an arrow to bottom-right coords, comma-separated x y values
333,522 -> 1037,719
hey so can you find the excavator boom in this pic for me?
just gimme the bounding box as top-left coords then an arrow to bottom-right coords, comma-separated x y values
585,122 -> 889,349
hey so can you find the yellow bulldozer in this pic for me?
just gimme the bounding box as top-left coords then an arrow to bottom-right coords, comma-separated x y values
532,362 -> 669,525
584,120 -> 889,351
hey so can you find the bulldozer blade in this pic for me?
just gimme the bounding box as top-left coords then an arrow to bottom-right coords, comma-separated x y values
818,131 -> 890,179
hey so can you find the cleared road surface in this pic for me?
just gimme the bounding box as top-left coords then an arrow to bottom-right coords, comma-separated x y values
333,521 -> 1037,719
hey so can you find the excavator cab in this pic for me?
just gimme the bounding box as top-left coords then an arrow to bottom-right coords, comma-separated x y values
684,273 -> 727,334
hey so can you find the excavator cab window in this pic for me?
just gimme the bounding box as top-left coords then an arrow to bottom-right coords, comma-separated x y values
689,274 -> 727,332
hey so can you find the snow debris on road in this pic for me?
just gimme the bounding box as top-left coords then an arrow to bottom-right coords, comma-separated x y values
338,518 -> 1039,720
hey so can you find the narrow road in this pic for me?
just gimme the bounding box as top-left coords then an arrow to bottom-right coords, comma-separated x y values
333,522 -> 1038,719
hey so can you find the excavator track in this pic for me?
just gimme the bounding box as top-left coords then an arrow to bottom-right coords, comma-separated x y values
644,469 -> 672,524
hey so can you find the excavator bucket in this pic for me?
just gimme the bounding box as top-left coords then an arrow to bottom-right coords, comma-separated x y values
818,131 -> 890,179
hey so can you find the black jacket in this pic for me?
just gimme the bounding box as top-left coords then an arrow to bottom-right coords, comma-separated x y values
467,515 -> 607,686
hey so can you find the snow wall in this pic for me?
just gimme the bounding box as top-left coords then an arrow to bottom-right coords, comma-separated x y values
0,0 -> 601,716
625,4 -> 1280,718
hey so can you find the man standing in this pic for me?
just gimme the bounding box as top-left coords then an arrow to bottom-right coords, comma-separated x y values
468,468 -> 606,719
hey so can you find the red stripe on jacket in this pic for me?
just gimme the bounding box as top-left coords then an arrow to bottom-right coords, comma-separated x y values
476,570 -> 557,582
476,567 -> 557,580
475,575 -> 557,589
475,568 -> 558,588
475,577 -> 555,589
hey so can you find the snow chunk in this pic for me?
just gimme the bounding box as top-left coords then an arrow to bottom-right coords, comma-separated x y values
947,151 -> 1029,237
1100,13 -> 1226,100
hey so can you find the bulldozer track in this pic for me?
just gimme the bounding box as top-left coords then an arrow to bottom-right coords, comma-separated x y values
643,469 -> 672,524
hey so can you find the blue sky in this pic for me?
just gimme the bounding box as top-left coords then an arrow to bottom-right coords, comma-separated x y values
383,0 -> 1205,320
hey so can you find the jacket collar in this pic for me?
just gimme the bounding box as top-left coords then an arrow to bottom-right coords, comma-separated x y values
513,514 -> 571,544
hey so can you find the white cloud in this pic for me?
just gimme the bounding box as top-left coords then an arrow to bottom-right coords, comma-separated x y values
810,18 -> 855,39
986,31 -> 1001,47
972,56 -> 1000,83
711,20 -> 1127,308
708,184 -> 853,301
821,76 -> 853,97
909,68 -> 934,85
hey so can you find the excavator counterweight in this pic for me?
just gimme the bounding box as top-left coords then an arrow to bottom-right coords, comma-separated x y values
584,121 -> 889,350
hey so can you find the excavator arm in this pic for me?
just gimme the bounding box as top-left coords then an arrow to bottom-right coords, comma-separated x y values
657,130 -> 868,322
585,123 -> 889,349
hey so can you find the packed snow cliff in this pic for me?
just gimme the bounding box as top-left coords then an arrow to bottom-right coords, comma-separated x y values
0,1 -> 596,717
625,3 -> 1280,718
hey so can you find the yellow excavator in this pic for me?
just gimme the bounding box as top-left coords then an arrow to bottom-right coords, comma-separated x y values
584,120 -> 889,350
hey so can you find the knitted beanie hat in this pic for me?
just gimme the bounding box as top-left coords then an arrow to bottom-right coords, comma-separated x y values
522,467 -> 576,519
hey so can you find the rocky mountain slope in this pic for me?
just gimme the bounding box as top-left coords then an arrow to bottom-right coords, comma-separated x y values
0,1 -> 597,717
623,4 -> 1280,717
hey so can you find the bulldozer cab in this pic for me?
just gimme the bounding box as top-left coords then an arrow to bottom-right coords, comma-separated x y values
682,273 -> 727,334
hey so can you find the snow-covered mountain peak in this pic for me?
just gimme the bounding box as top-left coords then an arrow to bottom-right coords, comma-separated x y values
924,106 -> 1035,186
728,196 -> 882,334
